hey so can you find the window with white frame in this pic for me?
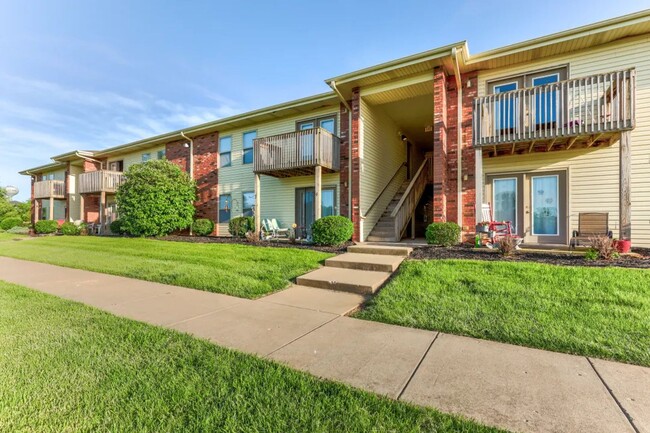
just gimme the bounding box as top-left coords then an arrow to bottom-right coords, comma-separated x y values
242,192 -> 255,217
220,136 -> 232,167
243,131 -> 256,164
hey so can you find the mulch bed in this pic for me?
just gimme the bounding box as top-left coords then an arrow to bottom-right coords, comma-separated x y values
159,235 -> 350,254
411,245 -> 650,269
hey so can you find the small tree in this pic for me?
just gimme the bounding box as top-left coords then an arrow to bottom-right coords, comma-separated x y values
116,160 -> 196,237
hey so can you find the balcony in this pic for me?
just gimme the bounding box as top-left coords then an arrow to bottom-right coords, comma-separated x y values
473,69 -> 636,156
34,180 -> 65,199
253,127 -> 340,178
78,170 -> 126,194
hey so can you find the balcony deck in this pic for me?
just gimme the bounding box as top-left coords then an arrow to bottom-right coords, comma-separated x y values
78,170 -> 125,194
253,127 -> 340,178
473,69 -> 636,157
34,180 -> 65,199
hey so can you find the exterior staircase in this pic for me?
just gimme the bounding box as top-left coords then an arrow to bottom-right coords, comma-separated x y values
366,180 -> 410,242
296,245 -> 412,295
366,157 -> 431,242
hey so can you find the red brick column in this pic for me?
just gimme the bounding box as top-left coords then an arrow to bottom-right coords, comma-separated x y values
81,159 -> 103,224
461,72 -> 479,238
64,163 -> 71,221
432,68 -> 449,223
167,132 -> 219,235
350,88 -> 361,242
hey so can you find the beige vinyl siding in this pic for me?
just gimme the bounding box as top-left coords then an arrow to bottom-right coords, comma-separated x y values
477,35 -> 650,246
69,165 -> 83,221
359,98 -> 407,240
217,106 -> 340,235
41,169 -> 66,181
106,145 -> 166,171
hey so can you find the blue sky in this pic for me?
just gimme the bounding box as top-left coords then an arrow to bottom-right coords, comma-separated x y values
1,0 -> 647,200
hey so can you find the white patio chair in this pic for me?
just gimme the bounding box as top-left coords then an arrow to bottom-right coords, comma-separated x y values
271,219 -> 289,237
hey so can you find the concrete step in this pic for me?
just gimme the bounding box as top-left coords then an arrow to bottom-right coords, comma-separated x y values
325,253 -> 404,272
296,267 -> 391,295
366,235 -> 399,242
348,244 -> 412,257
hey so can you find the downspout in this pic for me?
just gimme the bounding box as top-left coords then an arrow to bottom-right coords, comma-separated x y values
328,81 -> 353,220
180,131 -> 195,236
74,152 -> 104,168
451,47 -> 463,237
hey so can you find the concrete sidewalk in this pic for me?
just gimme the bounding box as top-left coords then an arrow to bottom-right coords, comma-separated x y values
0,256 -> 648,433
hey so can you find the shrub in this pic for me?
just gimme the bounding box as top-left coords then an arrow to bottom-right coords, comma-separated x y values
425,222 -> 461,247
192,219 -> 214,236
60,222 -> 81,236
498,235 -> 517,256
34,220 -> 59,234
245,231 -> 258,243
0,216 -> 22,230
229,216 -> 254,238
109,219 -> 124,235
589,235 -> 617,260
116,159 -> 196,237
6,226 -> 29,234
584,248 -> 599,261
312,216 -> 353,246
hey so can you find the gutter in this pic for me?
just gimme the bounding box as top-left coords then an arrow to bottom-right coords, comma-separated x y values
328,81 -> 353,220
451,47 -> 463,236
75,151 -> 104,168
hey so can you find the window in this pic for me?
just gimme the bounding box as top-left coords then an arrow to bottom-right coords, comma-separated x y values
157,149 -> 166,160
219,194 -> 231,223
220,136 -> 232,168
142,153 -> 151,162
108,160 -> 123,172
297,114 -> 336,134
242,192 -> 255,217
243,131 -> 256,164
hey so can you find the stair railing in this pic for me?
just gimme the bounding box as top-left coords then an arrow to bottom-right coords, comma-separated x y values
390,157 -> 431,240
362,162 -> 407,219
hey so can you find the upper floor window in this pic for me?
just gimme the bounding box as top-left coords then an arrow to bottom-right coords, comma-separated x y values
157,149 -> 166,160
296,114 -> 337,134
220,136 -> 232,168
142,153 -> 151,162
243,131 -> 256,164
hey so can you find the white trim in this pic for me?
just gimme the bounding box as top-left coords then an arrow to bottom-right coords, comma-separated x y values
531,174 -> 560,236
492,177 -> 518,233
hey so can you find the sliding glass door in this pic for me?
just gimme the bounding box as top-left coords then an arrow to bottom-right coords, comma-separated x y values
295,187 -> 336,239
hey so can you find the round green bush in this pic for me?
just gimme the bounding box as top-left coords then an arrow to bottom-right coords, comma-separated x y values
116,159 -> 196,237
228,216 -> 254,238
60,222 -> 81,236
0,216 -> 22,230
34,220 -> 59,234
425,222 -> 461,247
312,216 -> 353,246
192,218 -> 215,236
109,219 -> 124,235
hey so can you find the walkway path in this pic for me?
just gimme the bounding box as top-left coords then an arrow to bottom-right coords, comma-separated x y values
0,256 -> 648,433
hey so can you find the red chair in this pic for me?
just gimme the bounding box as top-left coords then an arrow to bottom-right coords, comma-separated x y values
480,204 -> 521,246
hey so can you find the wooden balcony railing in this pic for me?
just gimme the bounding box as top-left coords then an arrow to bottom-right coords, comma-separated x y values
34,180 -> 65,199
253,128 -> 340,177
78,170 -> 126,194
473,69 -> 636,152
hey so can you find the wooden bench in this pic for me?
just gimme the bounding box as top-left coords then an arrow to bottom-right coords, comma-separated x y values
570,213 -> 613,248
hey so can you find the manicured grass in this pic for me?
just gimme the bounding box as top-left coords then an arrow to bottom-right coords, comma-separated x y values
355,259 -> 650,367
0,236 -> 331,298
0,281 -> 504,433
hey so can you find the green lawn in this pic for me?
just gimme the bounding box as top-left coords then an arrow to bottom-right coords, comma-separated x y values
0,281 -> 504,433
355,259 -> 650,367
0,235 -> 331,298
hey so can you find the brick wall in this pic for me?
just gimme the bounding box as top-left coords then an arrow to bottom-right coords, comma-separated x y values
84,195 -> 100,223
431,68 -> 479,241
166,132 -> 219,235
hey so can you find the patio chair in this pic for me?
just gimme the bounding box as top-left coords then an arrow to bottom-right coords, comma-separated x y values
570,213 -> 612,249
260,219 -> 273,240
270,218 -> 289,238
